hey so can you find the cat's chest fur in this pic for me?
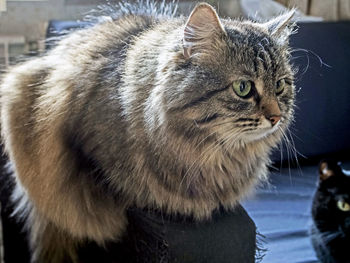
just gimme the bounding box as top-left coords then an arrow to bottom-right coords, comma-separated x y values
120,134 -> 270,219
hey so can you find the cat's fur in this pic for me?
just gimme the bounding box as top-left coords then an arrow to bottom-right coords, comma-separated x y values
311,160 -> 350,263
1,2 -> 296,262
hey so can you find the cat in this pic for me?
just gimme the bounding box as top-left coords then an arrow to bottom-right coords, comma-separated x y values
0,1 -> 296,262
311,160 -> 350,263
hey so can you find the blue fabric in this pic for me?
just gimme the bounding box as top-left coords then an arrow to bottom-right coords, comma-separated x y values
244,162 -> 350,263
244,165 -> 319,263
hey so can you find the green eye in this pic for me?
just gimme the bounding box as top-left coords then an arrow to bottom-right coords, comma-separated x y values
276,79 -> 286,95
232,80 -> 253,98
337,200 -> 350,212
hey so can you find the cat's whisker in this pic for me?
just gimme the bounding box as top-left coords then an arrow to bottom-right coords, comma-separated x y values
285,128 -> 304,176
316,229 -> 343,244
280,128 -> 294,161
280,126 -> 303,179
286,128 -> 306,159
278,132 -> 284,171
279,126 -> 303,175
278,127 -> 293,179
291,48 -> 331,68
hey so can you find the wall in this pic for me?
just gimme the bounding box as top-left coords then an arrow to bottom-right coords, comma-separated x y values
0,0 -> 242,42
0,0 -> 97,41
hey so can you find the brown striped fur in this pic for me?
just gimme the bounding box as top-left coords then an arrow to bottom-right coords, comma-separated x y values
1,2 -> 296,262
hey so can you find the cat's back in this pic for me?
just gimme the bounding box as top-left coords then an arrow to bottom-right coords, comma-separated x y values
0,13 -> 166,168
1,15 -> 156,120
1,13 -> 157,97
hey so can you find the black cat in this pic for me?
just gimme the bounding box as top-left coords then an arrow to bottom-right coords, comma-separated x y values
311,160 -> 350,263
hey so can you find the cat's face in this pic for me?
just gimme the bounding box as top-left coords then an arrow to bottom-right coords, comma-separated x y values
312,160 -> 350,236
163,4 -> 295,149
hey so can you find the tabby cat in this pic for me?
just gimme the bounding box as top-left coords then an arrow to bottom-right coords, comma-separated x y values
1,2 -> 296,262
311,160 -> 350,263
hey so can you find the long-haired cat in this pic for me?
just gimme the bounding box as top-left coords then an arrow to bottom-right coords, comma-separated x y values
1,1 -> 296,262
311,160 -> 350,263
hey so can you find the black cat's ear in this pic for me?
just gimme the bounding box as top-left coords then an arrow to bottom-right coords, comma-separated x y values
183,3 -> 226,59
319,160 -> 343,181
263,10 -> 296,44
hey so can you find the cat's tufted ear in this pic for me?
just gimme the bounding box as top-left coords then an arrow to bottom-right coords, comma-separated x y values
264,10 -> 296,44
319,160 -> 343,181
183,3 -> 226,59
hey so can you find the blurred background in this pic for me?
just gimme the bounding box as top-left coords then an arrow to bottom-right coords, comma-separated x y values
1,0 -> 350,69
0,1 -> 350,263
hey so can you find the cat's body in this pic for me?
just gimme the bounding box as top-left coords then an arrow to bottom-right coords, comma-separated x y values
1,2 -> 296,262
311,160 -> 350,263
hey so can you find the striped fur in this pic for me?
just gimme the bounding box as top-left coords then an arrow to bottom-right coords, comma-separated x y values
1,2 -> 296,262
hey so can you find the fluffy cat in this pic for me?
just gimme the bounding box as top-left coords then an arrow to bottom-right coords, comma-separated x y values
311,160 -> 350,263
1,2 -> 296,262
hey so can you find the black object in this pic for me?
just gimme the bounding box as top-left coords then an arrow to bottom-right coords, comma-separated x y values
311,160 -> 350,263
124,205 -> 257,263
77,205 -> 257,263
1,193 -> 257,263
0,159 -> 30,263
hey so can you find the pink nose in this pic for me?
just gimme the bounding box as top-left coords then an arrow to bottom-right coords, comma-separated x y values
269,115 -> 281,126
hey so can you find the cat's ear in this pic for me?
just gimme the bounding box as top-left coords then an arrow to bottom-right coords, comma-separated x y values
319,160 -> 343,181
183,3 -> 226,59
264,10 -> 296,44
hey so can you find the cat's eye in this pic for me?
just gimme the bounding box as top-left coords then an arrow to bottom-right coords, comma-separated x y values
232,80 -> 253,98
276,79 -> 286,95
337,200 -> 350,212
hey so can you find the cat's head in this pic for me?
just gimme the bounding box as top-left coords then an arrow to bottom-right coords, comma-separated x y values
160,3 -> 296,151
312,160 -> 350,236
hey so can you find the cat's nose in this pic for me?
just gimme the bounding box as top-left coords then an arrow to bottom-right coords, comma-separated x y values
261,100 -> 281,126
268,115 -> 281,126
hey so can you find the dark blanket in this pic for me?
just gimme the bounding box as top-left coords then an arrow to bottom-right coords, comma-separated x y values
1,170 -> 257,263
123,205 -> 256,263
77,205 -> 257,263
